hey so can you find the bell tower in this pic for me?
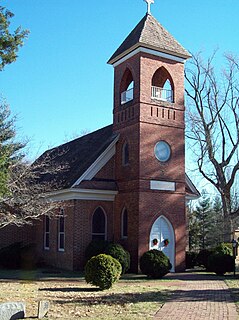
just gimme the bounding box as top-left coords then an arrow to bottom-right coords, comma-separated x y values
108,6 -> 191,272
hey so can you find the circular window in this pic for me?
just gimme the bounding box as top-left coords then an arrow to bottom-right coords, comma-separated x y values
154,141 -> 171,162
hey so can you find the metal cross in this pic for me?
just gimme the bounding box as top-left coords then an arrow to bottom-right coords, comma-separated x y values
144,0 -> 154,14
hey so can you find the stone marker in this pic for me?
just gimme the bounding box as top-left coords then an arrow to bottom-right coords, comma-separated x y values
37,300 -> 50,319
0,301 -> 25,320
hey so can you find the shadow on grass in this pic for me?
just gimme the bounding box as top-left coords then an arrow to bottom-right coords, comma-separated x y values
39,287 -> 100,293
51,290 -> 169,305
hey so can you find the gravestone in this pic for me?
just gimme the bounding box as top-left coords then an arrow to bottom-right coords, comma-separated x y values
37,300 -> 50,319
0,301 -> 25,320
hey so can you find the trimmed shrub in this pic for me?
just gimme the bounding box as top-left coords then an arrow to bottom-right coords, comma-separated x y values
85,254 -> 122,290
105,243 -> 130,274
186,251 -> 198,269
196,249 -> 213,270
213,243 -> 233,256
140,249 -> 172,278
208,253 -> 234,275
85,239 -> 109,261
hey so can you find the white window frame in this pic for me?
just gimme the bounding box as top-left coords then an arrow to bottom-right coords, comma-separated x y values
121,208 -> 128,239
92,207 -> 107,240
44,215 -> 50,250
58,208 -> 65,252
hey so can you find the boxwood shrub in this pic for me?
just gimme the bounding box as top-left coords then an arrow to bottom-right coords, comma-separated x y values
105,243 -> 130,274
85,239 -> 109,261
85,241 -> 130,274
140,249 -> 172,278
85,254 -> 122,290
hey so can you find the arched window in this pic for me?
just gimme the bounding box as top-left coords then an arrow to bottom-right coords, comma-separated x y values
92,207 -> 107,240
120,68 -> 134,104
121,208 -> 128,238
151,67 -> 174,102
122,141 -> 129,166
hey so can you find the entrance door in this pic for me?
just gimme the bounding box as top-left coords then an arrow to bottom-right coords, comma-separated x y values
149,216 -> 175,272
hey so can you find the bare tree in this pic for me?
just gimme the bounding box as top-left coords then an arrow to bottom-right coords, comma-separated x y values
185,52 -> 239,241
0,101 -> 68,228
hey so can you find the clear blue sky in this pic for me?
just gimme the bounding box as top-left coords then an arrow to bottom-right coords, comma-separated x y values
1,0 -> 239,162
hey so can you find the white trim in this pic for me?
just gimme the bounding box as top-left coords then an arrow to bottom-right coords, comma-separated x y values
72,135 -> 119,187
58,208 -> 65,252
121,208 -> 128,239
47,188 -> 118,202
150,180 -> 176,191
44,215 -> 50,250
185,174 -> 200,200
111,46 -> 187,67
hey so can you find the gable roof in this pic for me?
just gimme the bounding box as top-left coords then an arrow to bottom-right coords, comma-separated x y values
37,125 -> 117,190
108,14 -> 191,65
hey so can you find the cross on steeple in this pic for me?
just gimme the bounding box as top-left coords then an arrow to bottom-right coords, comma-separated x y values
144,0 -> 154,14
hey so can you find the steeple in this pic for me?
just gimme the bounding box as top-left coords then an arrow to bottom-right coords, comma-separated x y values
108,14 -> 190,65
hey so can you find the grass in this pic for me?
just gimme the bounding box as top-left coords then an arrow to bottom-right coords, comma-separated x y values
0,270 -> 178,320
225,273 -> 239,312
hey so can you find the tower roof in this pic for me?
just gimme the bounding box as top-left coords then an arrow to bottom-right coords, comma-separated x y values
108,14 -> 191,65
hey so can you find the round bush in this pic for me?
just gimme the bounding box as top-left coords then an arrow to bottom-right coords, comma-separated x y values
85,254 -> 122,290
105,243 -> 130,274
208,253 -> 234,275
140,249 -> 172,278
85,239 -> 109,261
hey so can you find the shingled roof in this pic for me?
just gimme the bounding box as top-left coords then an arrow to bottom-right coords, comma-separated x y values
37,125 -> 117,190
108,13 -> 191,65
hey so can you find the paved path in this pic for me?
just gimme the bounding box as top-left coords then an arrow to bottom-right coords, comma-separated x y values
154,273 -> 238,320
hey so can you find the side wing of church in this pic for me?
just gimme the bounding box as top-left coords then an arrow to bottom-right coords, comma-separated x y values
0,9 -> 200,272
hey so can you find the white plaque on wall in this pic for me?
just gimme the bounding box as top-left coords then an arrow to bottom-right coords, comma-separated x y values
150,180 -> 176,191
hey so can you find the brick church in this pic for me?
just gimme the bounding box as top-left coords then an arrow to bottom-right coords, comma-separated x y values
0,4 -> 199,272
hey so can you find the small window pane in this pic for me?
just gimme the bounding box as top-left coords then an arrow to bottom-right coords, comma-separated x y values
59,233 -> 64,250
45,233 -> 49,249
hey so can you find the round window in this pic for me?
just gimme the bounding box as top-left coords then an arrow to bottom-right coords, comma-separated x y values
154,141 -> 171,162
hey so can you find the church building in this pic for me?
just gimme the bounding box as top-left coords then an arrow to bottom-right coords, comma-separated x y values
1,2 -> 199,272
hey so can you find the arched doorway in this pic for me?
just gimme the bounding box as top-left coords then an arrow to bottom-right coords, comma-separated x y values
149,216 -> 175,272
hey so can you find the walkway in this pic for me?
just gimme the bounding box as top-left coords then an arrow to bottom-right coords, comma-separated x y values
154,273 -> 238,320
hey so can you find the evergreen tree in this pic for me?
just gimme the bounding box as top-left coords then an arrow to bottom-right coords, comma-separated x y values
0,6 -> 29,70
0,101 -> 24,197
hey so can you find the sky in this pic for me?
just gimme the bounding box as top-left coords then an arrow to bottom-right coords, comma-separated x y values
1,0 -> 239,188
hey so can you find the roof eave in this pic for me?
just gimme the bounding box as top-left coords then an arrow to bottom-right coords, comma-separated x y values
108,42 -> 191,66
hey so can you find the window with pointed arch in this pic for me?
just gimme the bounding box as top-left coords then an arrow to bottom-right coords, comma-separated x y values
121,208 -> 128,239
151,67 -> 174,103
58,208 -> 65,252
120,68 -> 134,105
92,207 -> 107,240
122,141 -> 129,166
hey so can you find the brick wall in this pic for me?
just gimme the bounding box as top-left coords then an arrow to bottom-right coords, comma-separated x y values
0,224 -> 35,249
